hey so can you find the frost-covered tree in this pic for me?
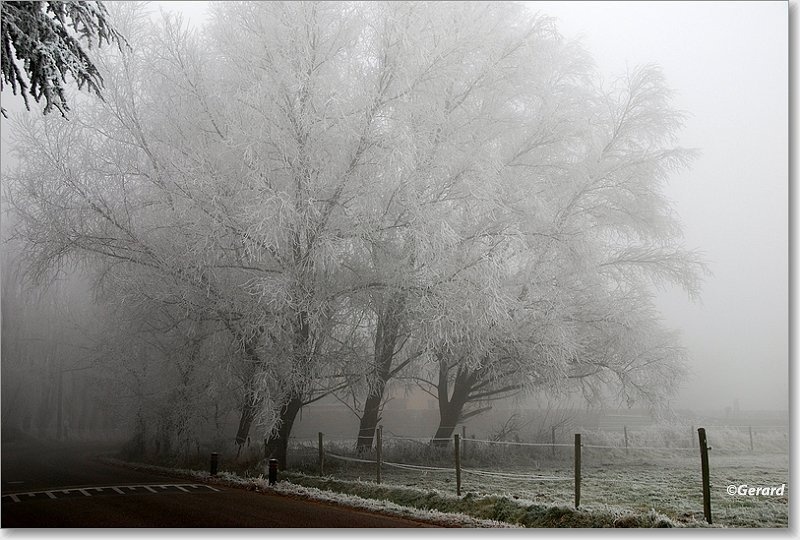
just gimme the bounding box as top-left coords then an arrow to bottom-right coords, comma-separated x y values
413,64 -> 707,442
7,2 -> 391,465
0,0 -> 125,117
317,2 -> 597,452
4,1 -> 705,467
3,4 -> 261,454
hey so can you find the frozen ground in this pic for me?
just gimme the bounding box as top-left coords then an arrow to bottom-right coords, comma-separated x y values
108,443 -> 787,528
103,457 -> 514,527
292,449 -> 788,528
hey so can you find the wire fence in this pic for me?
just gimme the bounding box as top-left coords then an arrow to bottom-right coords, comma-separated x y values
462,437 -> 574,448
280,424 -> 788,526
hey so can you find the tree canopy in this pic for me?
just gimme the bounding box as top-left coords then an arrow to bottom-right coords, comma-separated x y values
3,1 -> 705,460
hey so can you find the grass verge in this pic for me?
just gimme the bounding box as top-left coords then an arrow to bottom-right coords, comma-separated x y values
280,471 -> 690,527
101,456 -> 700,528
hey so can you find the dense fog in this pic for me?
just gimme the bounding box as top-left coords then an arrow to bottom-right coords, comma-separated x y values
0,1 -> 787,468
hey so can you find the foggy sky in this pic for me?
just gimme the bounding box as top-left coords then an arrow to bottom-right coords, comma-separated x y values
533,1 -> 788,412
0,1 -> 789,412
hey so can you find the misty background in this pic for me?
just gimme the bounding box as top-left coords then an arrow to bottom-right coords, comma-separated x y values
537,1 -> 788,412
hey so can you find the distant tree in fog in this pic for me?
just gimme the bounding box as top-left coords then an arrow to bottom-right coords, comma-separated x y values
0,243 -> 110,441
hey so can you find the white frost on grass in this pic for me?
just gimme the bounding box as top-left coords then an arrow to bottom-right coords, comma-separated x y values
100,457 -> 514,528
267,480 -> 517,528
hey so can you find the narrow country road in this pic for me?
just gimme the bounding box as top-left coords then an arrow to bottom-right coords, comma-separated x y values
1,440 -> 437,528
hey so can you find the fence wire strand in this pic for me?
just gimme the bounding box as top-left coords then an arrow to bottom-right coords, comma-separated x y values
325,452 -> 571,481
462,468 -> 572,482
383,436 -> 452,443
462,437 -> 574,448
581,444 -> 693,451
326,453 -> 376,465
383,462 -> 454,473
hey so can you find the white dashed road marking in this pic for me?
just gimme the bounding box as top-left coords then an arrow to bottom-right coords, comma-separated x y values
1,484 -> 219,503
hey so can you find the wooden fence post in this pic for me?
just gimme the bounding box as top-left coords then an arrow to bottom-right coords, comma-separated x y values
749,426 -> 754,453
624,426 -> 629,455
376,425 -> 383,484
209,452 -> 219,476
318,432 -> 324,476
268,458 -> 278,485
574,433 -> 581,509
454,433 -> 461,496
698,427 -> 712,524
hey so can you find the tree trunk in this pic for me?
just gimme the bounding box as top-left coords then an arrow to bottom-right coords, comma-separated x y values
432,398 -> 464,444
262,306 -> 311,468
355,295 -> 404,453
432,360 -> 475,447
233,334 -> 265,457
356,393 -> 382,453
265,394 -> 304,469
432,396 -> 469,447
235,390 -> 260,457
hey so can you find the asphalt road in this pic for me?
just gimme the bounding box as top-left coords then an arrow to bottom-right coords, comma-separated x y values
1,440 -> 437,528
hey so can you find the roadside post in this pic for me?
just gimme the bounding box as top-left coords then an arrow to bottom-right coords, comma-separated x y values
698,428 -> 712,524
210,452 -> 219,476
269,458 -> 279,486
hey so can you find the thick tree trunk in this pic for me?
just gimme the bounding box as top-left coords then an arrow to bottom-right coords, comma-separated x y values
432,395 -> 466,444
235,391 -> 260,457
355,295 -> 404,453
432,395 -> 469,447
232,335 -> 265,457
432,361 -> 475,447
265,394 -> 304,469
262,307 -> 311,468
356,393 -> 382,453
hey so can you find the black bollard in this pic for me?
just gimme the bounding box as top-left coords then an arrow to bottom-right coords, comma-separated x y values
268,458 -> 278,485
210,452 -> 219,476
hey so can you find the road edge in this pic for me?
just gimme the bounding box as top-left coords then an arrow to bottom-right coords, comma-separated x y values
97,456 -> 516,528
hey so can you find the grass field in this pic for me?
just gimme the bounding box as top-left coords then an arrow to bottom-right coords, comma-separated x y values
134,422 -> 789,528
281,437 -> 788,528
